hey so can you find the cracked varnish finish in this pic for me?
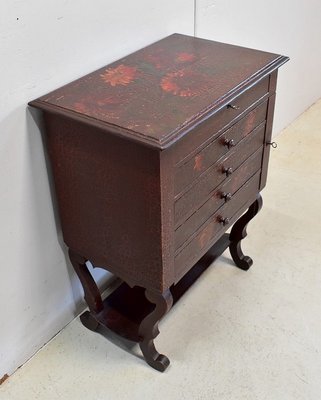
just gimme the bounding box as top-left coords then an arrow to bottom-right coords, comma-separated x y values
30,33 -> 286,148
29,34 -> 288,371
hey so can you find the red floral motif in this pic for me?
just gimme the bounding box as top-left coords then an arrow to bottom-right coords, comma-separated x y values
193,154 -> 203,172
145,52 -> 168,69
160,69 -> 208,98
176,52 -> 196,62
73,95 -> 121,119
146,51 -> 196,70
100,64 -> 137,86
199,225 -> 213,249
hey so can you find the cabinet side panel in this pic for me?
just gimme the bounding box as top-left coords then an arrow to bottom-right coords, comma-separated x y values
159,148 -> 176,289
44,113 -> 164,291
260,70 -> 278,190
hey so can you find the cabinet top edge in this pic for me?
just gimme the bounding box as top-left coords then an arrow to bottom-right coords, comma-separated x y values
29,34 -> 289,150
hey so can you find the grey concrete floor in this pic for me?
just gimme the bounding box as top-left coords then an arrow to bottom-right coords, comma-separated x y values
1,99 -> 321,400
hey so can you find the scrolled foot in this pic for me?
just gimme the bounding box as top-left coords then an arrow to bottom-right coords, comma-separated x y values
229,194 -> 263,270
80,311 -> 100,332
229,245 -> 253,270
139,340 -> 170,372
138,288 -> 173,372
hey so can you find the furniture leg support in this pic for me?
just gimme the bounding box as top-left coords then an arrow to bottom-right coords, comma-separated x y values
68,249 -> 103,331
229,194 -> 263,270
138,289 -> 173,372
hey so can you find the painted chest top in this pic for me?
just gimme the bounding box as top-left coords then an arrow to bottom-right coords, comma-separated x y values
30,34 -> 286,148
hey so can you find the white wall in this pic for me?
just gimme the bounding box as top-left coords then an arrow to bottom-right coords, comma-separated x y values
0,0 -> 194,378
195,0 -> 321,135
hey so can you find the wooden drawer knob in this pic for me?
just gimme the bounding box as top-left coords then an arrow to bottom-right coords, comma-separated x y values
219,216 -> 230,226
222,166 -> 233,176
227,104 -> 240,110
221,192 -> 232,202
223,138 -> 235,149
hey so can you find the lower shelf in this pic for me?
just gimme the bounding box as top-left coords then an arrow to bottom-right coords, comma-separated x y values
80,233 -> 231,342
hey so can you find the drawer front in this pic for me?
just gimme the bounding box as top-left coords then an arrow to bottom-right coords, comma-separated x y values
173,76 -> 269,164
175,147 -> 262,251
174,122 -> 265,226
175,100 -> 267,195
174,171 -> 261,281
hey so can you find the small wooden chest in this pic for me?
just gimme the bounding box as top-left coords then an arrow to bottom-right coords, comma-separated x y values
29,34 -> 288,371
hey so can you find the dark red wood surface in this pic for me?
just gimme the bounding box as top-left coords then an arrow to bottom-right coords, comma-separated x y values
175,150 -> 263,249
30,34 -> 287,148
174,122 -> 266,225
172,76 -> 269,163
174,100 -> 268,195
174,172 -> 261,281
44,113 -> 167,291
260,71 -> 278,189
28,35 -> 289,371
81,233 -> 232,342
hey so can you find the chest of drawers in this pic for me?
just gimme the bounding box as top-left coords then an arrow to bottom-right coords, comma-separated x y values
29,34 -> 288,371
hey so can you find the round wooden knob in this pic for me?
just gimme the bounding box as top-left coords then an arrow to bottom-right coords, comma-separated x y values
221,192 -> 232,202
227,104 -> 240,110
223,166 -> 233,176
223,138 -> 235,149
219,217 -> 230,226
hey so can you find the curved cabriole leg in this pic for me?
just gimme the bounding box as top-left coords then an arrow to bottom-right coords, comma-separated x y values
229,194 -> 263,270
68,249 -> 103,331
138,288 -> 173,372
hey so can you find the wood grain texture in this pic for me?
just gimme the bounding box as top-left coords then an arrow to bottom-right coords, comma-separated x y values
44,113 -> 166,291
68,249 -> 103,314
172,76 -> 270,162
174,122 -> 266,225
28,35 -> 288,371
76,233 -> 232,370
260,71 -> 278,189
174,172 -> 261,281
229,193 -> 263,270
174,100 -> 268,195
175,151 -> 263,249
29,34 -> 288,149
138,289 -> 173,372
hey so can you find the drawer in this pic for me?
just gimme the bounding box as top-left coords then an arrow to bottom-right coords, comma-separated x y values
175,147 -> 263,250
175,100 -> 268,195
173,76 -> 270,164
174,171 -> 261,281
174,121 -> 265,226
